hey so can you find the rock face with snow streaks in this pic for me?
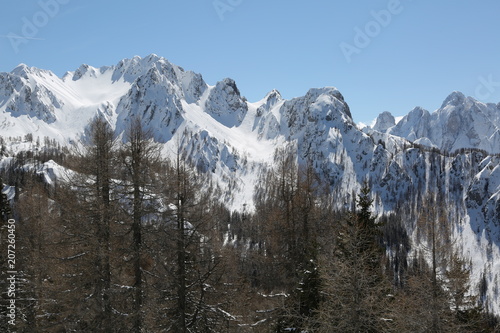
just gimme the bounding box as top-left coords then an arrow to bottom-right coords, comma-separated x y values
204,78 -> 248,128
369,91 -> 500,154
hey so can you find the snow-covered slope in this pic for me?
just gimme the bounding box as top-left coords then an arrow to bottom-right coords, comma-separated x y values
1,55 -> 500,314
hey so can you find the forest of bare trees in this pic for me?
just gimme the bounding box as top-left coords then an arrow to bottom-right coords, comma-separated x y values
1,117 -> 500,332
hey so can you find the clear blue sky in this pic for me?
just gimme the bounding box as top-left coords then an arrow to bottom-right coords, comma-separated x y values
1,0 -> 499,124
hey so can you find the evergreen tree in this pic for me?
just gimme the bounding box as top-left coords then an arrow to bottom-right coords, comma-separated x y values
316,183 -> 391,332
0,176 -> 11,222
273,161 -> 323,332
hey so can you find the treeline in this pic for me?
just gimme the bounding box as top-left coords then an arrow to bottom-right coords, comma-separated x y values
0,117 -> 499,332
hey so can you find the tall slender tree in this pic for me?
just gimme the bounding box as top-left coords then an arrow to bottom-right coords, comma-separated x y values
14,178 -> 57,331
255,146 -> 301,291
144,141 -> 231,332
120,117 -> 162,332
71,117 -> 118,331
445,251 -> 487,330
416,194 -> 452,333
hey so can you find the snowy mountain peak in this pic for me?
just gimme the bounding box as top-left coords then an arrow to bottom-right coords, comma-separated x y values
264,89 -> 282,101
111,54 -> 174,83
72,64 -> 100,81
11,63 -> 56,80
221,78 -> 241,96
261,89 -> 283,108
441,91 -> 467,108
408,105 -> 429,116
143,53 -> 161,63
305,86 -> 340,99
108,55 -> 210,106
203,78 -> 247,127
305,87 -> 352,120
11,63 -> 30,77
373,111 -> 395,132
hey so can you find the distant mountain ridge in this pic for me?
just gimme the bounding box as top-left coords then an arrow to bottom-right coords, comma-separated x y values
1,55 -> 500,314
367,91 -> 500,154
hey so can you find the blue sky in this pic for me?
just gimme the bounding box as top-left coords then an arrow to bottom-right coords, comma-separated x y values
1,0 -> 499,124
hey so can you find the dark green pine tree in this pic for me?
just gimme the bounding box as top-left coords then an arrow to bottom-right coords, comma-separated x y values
357,183 -> 374,224
0,176 -> 11,222
316,182 -> 392,332
275,246 -> 322,332
274,162 -> 323,332
356,182 -> 383,258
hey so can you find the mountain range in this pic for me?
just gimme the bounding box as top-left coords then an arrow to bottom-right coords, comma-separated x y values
368,92 -> 500,154
1,54 -> 499,314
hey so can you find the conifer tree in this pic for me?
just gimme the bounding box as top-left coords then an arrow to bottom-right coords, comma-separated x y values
273,161 -> 323,332
0,176 -> 11,222
316,183 -> 391,332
